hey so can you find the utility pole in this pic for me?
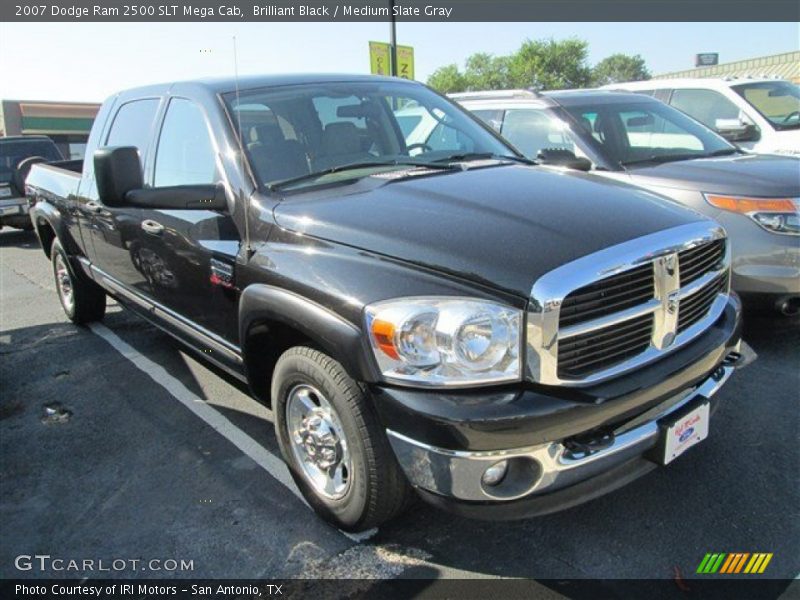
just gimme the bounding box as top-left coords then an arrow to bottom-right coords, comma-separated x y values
389,0 -> 398,76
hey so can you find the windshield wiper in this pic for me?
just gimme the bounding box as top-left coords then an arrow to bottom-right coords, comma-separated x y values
433,152 -> 536,165
268,160 -> 457,192
621,148 -> 739,167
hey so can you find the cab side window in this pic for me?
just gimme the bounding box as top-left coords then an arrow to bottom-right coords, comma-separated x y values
669,89 -> 740,130
154,98 -> 217,187
106,99 -> 160,158
471,109 -> 505,132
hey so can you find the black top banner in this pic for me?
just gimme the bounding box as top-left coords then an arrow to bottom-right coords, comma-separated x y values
3,0 -> 799,22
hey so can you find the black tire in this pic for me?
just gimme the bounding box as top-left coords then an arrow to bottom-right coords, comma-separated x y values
51,238 -> 106,324
272,346 -> 412,531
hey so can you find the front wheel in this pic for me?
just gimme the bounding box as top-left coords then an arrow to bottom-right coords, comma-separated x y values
51,239 -> 106,324
272,346 -> 412,531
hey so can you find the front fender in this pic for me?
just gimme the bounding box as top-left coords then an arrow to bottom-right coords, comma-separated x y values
239,284 -> 380,383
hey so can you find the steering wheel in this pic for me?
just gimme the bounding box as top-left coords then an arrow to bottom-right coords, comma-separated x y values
405,143 -> 433,156
782,110 -> 800,123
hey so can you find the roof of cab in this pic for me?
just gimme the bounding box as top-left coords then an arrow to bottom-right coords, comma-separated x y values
543,89 -> 660,106
114,73 -> 415,98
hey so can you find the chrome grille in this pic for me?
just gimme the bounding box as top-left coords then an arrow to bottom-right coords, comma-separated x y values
558,313 -> 653,379
679,239 -> 725,286
678,272 -> 729,333
527,223 -> 730,386
560,263 -> 654,328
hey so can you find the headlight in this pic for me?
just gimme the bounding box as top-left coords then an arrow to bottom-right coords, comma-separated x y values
365,297 -> 522,387
705,194 -> 799,235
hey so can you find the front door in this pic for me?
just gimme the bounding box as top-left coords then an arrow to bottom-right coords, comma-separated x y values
131,97 -> 241,344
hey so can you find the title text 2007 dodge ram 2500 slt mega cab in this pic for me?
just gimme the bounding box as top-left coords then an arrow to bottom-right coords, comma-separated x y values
26,75 -> 744,532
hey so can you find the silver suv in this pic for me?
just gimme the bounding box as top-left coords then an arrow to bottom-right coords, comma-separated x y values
452,89 -> 800,315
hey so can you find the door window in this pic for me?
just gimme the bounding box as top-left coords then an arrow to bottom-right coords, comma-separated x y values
669,89 -> 740,129
106,99 -> 160,155
154,98 -> 218,187
500,109 -> 576,158
471,109 -> 505,132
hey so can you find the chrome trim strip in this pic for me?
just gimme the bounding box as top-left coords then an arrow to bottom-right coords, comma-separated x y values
387,363 -> 734,502
527,222 -> 729,386
678,268 -> 726,299
559,298 -> 660,339
90,264 -> 243,364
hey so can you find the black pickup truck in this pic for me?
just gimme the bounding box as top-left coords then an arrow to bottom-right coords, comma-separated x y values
26,74 -> 743,531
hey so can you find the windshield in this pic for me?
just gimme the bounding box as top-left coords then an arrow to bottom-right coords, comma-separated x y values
732,81 -> 800,131
223,81 -> 513,190
0,139 -> 62,183
562,100 -> 735,167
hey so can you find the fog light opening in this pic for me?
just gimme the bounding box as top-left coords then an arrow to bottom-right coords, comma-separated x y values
481,460 -> 509,487
479,457 -> 542,499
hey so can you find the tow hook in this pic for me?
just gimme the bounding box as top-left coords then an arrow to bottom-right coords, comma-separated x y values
722,341 -> 757,369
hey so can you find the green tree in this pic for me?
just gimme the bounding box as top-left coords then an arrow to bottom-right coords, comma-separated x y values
509,38 -> 592,90
426,64 -> 468,93
464,52 -> 513,90
592,53 -> 651,86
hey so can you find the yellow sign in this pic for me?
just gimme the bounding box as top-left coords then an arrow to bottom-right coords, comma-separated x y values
369,42 -> 414,80
396,45 -> 415,80
369,42 -> 391,76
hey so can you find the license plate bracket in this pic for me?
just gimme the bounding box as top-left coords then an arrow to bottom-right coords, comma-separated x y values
648,398 -> 710,466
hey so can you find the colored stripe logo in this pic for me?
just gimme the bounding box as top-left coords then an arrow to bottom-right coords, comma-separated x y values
697,552 -> 773,574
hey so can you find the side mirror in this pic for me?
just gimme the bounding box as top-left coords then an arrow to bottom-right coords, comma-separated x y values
125,184 -> 228,211
94,146 -> 143,207
537,148 -> 592,172
714,118 -> 760,142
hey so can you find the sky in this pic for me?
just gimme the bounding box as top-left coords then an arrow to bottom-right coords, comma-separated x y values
0,21 -> 798,102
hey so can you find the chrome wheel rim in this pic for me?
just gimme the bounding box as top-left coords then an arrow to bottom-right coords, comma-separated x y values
286,384 -> 351,500
54,253 -> 74,313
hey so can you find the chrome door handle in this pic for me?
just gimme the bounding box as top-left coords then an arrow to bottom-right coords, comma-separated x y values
85,201 -> 103,214
141,220 -> 165,236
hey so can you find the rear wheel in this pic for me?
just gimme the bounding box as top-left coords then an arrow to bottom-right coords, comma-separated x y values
272,346 -> 412,531
51,239 -> 106,324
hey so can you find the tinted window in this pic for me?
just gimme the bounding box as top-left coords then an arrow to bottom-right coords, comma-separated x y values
669,89 -> 740,129
106,99 -> 160,154
565,100 -> 734,166
0,139 -> 62,184
154,98 -> 217,187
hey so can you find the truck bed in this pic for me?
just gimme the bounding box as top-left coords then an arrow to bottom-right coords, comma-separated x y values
26,161 -> 82,203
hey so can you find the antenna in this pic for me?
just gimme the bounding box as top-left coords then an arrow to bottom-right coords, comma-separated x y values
232,35 -> 253,258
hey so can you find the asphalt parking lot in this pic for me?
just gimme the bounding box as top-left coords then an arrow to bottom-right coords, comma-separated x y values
1,227 -> 798,595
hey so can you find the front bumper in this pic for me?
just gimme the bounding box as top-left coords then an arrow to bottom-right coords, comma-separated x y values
375,295 -> 743,519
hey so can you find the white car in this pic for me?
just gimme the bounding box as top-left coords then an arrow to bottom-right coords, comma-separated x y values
603,78 -> 800,156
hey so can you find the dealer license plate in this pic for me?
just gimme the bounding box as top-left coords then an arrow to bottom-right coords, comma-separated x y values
662,402 -> 709,465
0,187 -> 12,198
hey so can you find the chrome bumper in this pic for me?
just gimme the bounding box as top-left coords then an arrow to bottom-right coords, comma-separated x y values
387,361 -> 736,503
0,196 -> 27,216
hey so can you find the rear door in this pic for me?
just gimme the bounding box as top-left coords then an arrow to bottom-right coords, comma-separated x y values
87,97 -> 161,295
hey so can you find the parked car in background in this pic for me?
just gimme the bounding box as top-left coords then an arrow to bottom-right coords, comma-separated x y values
0,135 -> 63,230
454,89 -> 800,315
26,74 -> 744,531
603,78 -> 800,156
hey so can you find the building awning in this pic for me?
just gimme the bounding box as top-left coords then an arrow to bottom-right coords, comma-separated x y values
655,51 -> 800,83
19,102 -> 99,135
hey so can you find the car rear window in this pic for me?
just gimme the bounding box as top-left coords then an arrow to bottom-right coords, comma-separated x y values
0,139 -> 62,183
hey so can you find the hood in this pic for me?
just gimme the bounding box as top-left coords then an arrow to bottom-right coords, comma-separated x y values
272,165 -> 706,297
626,153 -> 800,197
